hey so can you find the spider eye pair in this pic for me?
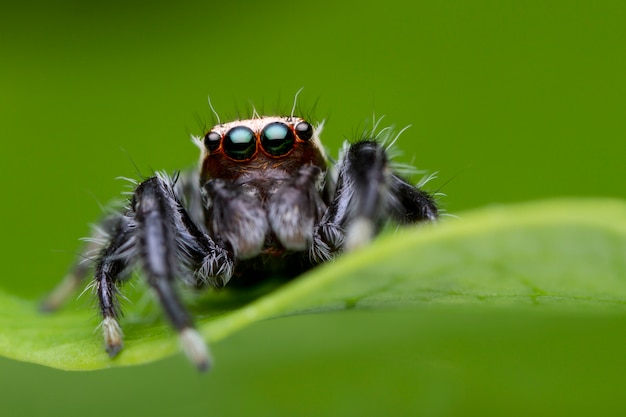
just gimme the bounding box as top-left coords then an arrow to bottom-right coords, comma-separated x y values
204,121 -> 314,160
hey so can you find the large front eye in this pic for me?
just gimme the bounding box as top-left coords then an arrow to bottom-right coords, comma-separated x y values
260,122 -> 295,156
204,131 -> 221,152
224,126 -> 256,160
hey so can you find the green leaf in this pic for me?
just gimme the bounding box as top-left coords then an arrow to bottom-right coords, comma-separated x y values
0,198 -> 624,371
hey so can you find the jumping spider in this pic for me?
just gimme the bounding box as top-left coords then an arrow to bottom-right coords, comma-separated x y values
42,111 -> 438,371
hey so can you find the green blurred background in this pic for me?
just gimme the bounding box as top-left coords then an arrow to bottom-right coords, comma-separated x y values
1,0 -> 625,415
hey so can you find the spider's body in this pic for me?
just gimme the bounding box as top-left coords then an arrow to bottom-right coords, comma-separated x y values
43,114 -> 438,371
197,116 -> 329,264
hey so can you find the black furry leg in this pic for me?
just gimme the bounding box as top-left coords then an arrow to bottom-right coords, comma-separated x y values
88,174 -> 233,371
132,175 -> 212,371
133,177 -> 194,330
313,140 -> 393,255
313,140 -> 438,259
389,175 -> 438,223
93,216 -> 135,357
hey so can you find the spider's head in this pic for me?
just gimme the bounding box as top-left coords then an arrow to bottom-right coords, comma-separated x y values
196,116 -> 327,183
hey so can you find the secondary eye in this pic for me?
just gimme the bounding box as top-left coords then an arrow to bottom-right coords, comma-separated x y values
294,121 -> 313,141
260,122 -> 295,156
204,131 -> 221,152
223,126 -> 256,160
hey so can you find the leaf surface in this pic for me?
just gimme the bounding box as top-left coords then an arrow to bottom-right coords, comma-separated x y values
0,198 -> 624,370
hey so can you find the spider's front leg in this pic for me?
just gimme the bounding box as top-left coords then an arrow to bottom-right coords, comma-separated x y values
95,174 -> 234,371
313,140 -> 438,259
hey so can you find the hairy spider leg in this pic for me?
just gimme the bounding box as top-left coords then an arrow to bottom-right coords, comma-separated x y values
388,175 -> 439,223
95,175 -> 235,371
314,140 -> 438,254
93,215 -> 135,358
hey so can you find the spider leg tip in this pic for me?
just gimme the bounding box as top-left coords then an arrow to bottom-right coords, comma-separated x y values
196,359 -> 211,373
102,317 -> 124,357
38,298 -> 58,313
344,217 -> 375,252
106,343 -> 123,358
180,327 -> 213,372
